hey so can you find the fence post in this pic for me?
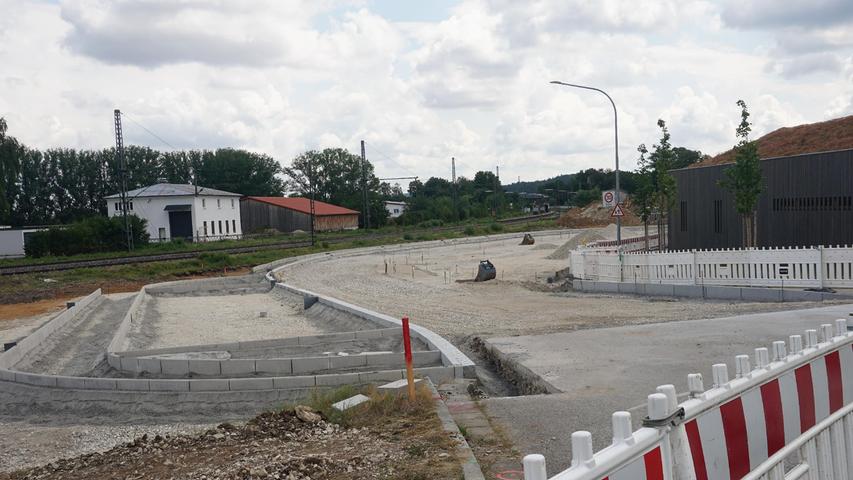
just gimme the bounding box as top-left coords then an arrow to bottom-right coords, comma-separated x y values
658,385 -> 696,480
818,245 -> 825,289
523,454 -> 547,480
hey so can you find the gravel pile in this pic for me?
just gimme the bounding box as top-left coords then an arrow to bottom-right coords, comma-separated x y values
1,407 -> 422,480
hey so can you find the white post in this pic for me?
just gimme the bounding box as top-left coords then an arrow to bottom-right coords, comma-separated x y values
523,454 -> 547,480
818,245 -> 825,289
570,431 -> 595,468
658,385 -> 696,480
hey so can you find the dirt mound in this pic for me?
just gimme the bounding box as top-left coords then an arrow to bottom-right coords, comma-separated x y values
694,114 -> 853,167
1,403 -> 459,480
556,200 -> 642,228
546,230 -> 606,260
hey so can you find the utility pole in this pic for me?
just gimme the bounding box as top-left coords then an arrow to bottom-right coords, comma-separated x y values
494,165 -> 500,217
114,109 -> 132,251
361,140 -> 370,229
451,157 -> 458,221
309,157 -> 316,246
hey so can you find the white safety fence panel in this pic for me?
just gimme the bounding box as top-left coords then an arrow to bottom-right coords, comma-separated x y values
570,246 -> 853,289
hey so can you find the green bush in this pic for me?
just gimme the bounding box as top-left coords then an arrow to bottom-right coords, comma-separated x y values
463,226 -> 476,236
416,219 -> 443,228
403,233 -> 414,241
25,215 -> 150,258
489,222 -> 504,232
320,241 -> 330,248
198,252 -> 234,269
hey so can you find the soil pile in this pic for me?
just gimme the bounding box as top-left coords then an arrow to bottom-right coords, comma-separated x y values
694,114 -> 853,167
556,200 -> 642,228
1,404 -> 459,480
546,230 -> 606,260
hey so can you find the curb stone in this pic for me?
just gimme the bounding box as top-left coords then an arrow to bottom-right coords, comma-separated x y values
426,379 -> 486,480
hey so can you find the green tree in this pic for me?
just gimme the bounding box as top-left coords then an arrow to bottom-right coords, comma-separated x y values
0,118 -> 23,223
634,120 -> 678,249
285,148 -> 388,227
197,148 -> 284,196
719,100 -> 763,247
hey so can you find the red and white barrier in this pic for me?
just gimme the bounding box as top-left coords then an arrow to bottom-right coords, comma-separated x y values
523,319 -> 853,480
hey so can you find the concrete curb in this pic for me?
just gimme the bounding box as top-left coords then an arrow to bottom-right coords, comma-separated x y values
573,279 -> 853,303
476,337 -> 562,395
426,379 -> 486,480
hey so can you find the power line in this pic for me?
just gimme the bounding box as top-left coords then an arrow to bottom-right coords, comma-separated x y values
120,112 -> 179,151
363,142 -> 419,179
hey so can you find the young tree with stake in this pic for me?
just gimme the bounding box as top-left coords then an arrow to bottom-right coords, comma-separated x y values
719,100 -> 763,247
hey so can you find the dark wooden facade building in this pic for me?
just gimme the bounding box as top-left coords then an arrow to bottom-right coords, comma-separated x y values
240,197 -> 359,233
668,149 -> 853,250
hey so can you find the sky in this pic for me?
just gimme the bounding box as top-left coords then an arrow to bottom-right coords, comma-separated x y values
1,0 -> 852,184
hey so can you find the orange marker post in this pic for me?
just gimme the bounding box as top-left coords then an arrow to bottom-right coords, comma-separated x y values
402,316 -> 416,399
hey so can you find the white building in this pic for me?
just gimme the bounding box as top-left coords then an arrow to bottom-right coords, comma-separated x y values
384,201 -> 407,219
0,226 -> 46,258
105,183 -> 243,242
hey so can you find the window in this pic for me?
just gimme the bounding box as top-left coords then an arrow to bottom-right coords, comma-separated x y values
772,196 -> 853,212
713,200 -> 722,234
680,201 -> 687,232
211,221 -> 215,235
158,227 -> 166,241
202,198 -> 206,208
231,198 -> 235,208
225,220 -> 229,234
394,208 -> 400,214
203,221 -> 207,236
129,202 -> 133,211
232,219 -> 236,232
217,198 -> 221,209
114,202 -> 119,211
219,220 -> 223,234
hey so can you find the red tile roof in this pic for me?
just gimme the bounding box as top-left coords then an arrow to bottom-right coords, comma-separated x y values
246,197 -> 360,216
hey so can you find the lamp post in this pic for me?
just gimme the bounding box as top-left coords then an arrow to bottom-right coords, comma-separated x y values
550,81 -> 621,243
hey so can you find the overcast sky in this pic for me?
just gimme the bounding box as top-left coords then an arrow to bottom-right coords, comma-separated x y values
1,0 -> 851,182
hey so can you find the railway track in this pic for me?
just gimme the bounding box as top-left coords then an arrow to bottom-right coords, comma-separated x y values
0,212 -> 558,276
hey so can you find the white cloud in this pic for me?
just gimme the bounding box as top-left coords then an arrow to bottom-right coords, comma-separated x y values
0,0 -> 850,185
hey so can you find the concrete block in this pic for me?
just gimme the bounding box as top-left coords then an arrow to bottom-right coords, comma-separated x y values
414,351 -> 443,365
116,379 -> 150,391
298,332 -> 353,345
188,360 -> 221,376
315,372 -> 360,386
617,282 -> 637,294
55,376 -> 87,389
784,290 -> 822,302
359,370 -> 403,383
220,359 -> 256,376
354,329 -> 388,340
741,287 -> 783,302
83,378 -> 117,390
366,353 -> 404,367
229,377 -> 274,391
707,286 -> 742,300
119,356 -> 139,373
415,366 -> 455,384
329,355 -> 367,370
645,283 -> 675,297
673,285 -> 703,298
273,375 -> 315,389
377,378 -> 422,394
597,282 -> 620,293
236,337 -> 296,350
332,394 -> 370,411
255,359 -> 292,375
160,359 -> 190,376
0,368 -> 15,382
149,379 -> 190,392
189,379 -> 230,391
15,372 -> 57,387
107,354 -> 122,370
292,356 -> 331,374
137,358 -> 162,374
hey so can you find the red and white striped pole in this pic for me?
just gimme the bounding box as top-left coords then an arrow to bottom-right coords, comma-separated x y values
402,316 -> 416,399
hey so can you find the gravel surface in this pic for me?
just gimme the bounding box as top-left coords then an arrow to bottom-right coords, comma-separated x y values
13,293 -> 136,376
280,230 -> 832,340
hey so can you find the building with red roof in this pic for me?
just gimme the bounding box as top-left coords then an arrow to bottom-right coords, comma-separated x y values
240,196 -> 360,233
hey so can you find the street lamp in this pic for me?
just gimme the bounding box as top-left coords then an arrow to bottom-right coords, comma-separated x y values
550,80 -> 622,243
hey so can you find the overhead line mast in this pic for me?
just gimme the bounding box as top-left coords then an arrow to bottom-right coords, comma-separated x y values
114,109 -> 133,251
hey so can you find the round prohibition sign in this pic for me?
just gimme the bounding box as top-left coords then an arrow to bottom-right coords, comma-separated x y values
604,191 -> 614,203
495,471 -> 524,480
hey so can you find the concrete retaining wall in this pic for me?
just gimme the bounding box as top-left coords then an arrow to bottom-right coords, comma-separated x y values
573,280 -> 851,302
106,287 -> 146,354
110,350 -> 443,376
0,289 -> 102,369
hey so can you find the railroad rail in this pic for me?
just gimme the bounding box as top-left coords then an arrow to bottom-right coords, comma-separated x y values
0,212 -> 559,276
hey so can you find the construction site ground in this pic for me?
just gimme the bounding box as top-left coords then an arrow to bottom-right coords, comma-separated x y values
0,226 -> 844,477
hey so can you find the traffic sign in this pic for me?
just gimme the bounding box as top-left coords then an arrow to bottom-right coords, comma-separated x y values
610,203 -> 625,217
602,190 -> 616,207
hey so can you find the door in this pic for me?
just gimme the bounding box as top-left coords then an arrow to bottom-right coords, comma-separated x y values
168,211 -> 193,240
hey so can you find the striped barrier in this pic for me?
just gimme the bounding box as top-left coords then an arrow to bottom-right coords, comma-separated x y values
523,319 -> 853,480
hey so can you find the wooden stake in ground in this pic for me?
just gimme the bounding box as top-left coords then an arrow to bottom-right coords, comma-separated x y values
401,316 -> 416,400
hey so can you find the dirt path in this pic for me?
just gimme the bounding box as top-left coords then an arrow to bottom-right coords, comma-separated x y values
13,293 -> 136,376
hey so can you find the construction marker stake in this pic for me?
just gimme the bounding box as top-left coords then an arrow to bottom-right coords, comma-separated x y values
402,316 -> 416,400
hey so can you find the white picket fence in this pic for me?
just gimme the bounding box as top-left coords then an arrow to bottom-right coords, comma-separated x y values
570,245 -> 853,288
523,319 -> 853,480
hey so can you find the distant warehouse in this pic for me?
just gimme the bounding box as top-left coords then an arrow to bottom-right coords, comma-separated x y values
240,197 -> 360,233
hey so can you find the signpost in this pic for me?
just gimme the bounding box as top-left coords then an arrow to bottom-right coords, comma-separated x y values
602,190 -> 616,208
